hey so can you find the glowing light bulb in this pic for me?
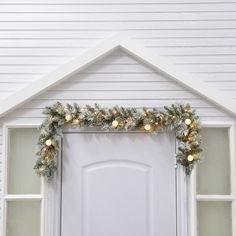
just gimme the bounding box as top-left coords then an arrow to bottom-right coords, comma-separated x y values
144,124 -> 151,131
112,120 -> 119,128
185,118 -> 192,125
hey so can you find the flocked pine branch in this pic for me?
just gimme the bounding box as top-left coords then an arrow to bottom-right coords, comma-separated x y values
34,102 -> 202,179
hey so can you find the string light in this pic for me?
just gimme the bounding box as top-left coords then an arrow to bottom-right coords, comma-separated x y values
144,124 -> 151,131
143,112 -> 148,117
72,119 -> 80,124
112,120 -> 119,128
41,147 -> 48,156
45,139 -> 52,146
184,105 -> 190,113
35,103 -> 201,179
112,109 -> 117,115
65,114 -> 72,121
185,118 -> 192,125
188,136 -> 193,141
187,154 -> 194,162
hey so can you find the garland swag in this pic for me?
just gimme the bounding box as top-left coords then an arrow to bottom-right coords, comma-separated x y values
34,102 -> 202,179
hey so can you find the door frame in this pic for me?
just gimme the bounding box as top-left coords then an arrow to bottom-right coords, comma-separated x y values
2,121 -> 235,236
45,128 -> 188,236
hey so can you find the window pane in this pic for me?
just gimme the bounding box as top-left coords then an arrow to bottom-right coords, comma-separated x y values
6,200 -> 41,236
197,201 -> 232,236
7,128 -> 40,194
197,128 -> 230,195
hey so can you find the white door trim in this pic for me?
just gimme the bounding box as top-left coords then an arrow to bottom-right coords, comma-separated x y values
45,129 -> 188,236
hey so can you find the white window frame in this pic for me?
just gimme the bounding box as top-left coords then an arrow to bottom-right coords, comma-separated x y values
2,121 -> 235,236
188,120 -> 236,236
1,123 -> 46,236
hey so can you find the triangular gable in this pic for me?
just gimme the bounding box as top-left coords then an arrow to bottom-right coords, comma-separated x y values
0,32 -> 235,117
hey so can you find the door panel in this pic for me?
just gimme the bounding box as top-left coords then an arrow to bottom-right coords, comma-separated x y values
61,132 -> 176,236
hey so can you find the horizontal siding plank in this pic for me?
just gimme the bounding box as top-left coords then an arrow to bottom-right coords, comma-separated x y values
0,81 -> 185,91
1,38 -> 236,47
0,92 -> 15,100
0,56 -> 70,65
0,64 -> 235,73
1,21 -> 236,30
38,90 -> 201,100
0,73 -> 170,82
0,65 -> 57,73
0,55 -> 236,65
24,98 -> 214,109
198,74 -> 236,81
0,64 -> 157,73
52,81 -> 183,91
0,83 -> 27,91
1,0 -> 236,3
1,46 -> 236,56
1,12 -> 236,21
1,4 -> 236,12
1,30 -> 236,39
0,75 -> 41,82
1,72 -> 236,83
62,82 -> 236,91
166,55 -> 236,64
1,64 -> 236,74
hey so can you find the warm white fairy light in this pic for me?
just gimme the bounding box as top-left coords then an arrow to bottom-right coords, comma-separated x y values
144,124 -> 151,131
185,118 -> 192,125
45,139 -> 52,146
112,120 -> 119,128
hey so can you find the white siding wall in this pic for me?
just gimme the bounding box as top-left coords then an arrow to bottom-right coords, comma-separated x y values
0,0 -> 236,226
1,0 -> 236,101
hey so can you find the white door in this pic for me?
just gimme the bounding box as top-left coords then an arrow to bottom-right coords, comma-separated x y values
61,132 -> 176,236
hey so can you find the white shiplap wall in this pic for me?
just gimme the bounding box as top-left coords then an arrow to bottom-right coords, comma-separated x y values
0,0 -> 236,226
1,1 -> 236,100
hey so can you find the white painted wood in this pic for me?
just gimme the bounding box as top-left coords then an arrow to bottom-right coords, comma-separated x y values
188,121 -> 236,236
0,33 -> 235,117
1,124 -> 44,236
0,0 -> 236,232
1,14 -> 235,23
176,165 -> 188,236
1,3 -> 236,12
44,141 -> 62,236
188,169 -> 197,236
119,35 -> 236,116
196,195 -> 235,201
1,0 -> 235,103
1,124 -> 8,236
4,195 -> 43,200
0,33 -> 121,117
1,30 -> 236,39
2,21 -> 236,31
61,131 -> 176,236
2,0 -> 236,3
229,123 -> 236,236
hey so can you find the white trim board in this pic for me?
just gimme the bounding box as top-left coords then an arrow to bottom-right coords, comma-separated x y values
0,32 -> 235,117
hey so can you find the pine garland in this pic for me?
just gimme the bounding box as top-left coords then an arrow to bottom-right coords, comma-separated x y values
34,102 -> 202,179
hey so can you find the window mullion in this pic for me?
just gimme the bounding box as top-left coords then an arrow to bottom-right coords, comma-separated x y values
196,195 -> 234,202
4,194 -> 43,201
